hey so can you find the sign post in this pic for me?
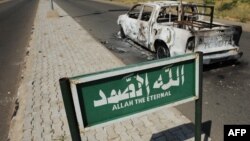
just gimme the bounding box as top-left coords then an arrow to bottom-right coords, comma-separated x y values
59,52 -> 203,141
59,78 -> 81,141
50,0 -> 54,10
195,52 -> 203,141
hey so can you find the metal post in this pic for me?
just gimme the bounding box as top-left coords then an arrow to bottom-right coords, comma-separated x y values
59,78 -> 81,141
203,0 -> 206,12
50,0 -> 54,10
210,6 -> 214,29
178,0 -> 183,21
195,52 -> 203,141
201,0 -> 206,20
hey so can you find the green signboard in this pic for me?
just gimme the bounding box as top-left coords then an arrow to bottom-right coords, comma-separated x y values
60,52 -> 203,141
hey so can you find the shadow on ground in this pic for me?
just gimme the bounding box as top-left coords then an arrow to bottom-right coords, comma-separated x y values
203,59 -> 246,72
150,121 -> 212,141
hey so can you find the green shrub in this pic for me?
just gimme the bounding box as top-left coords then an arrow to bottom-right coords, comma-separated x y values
206,0 -> 215,4
218,0 -> 237,11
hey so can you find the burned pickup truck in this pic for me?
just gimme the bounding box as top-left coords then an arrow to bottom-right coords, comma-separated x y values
117,1 -> 242,64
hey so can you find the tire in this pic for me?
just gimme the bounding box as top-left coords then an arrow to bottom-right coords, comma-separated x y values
119,25 -> 126,39
156,44 -> 170,59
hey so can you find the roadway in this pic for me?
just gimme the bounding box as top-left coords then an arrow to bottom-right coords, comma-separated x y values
0,0 -> 38,140
55,0 -> 250,140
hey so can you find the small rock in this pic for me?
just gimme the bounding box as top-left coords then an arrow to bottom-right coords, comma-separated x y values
116,48 -> 127,53
100,40 -> 109,44
117,31 -> 122,39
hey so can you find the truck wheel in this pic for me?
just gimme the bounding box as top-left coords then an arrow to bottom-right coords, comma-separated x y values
156,45 -> 170,59
119,25 -> 126,39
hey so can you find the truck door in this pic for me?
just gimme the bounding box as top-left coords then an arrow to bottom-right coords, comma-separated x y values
126,5 -> 143,40
138,5 -> 154,47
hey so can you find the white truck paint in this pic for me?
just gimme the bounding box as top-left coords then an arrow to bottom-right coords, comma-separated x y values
117,1 -> 242,64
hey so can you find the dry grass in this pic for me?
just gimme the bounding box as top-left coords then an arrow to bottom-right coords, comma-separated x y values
186,0 -> 250,22
215,0 -> 250,22
108,0 -> 250,22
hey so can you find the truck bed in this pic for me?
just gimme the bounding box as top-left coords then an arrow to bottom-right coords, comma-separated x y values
173,20 -> 225,30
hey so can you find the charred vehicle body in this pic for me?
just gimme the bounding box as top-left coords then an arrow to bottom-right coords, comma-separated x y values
117,1 -> 242,64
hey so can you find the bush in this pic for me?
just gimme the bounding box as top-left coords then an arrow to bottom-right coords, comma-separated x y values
206,0 -> 215,4
218,0 -> 237,11
240,0 -> 250,3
